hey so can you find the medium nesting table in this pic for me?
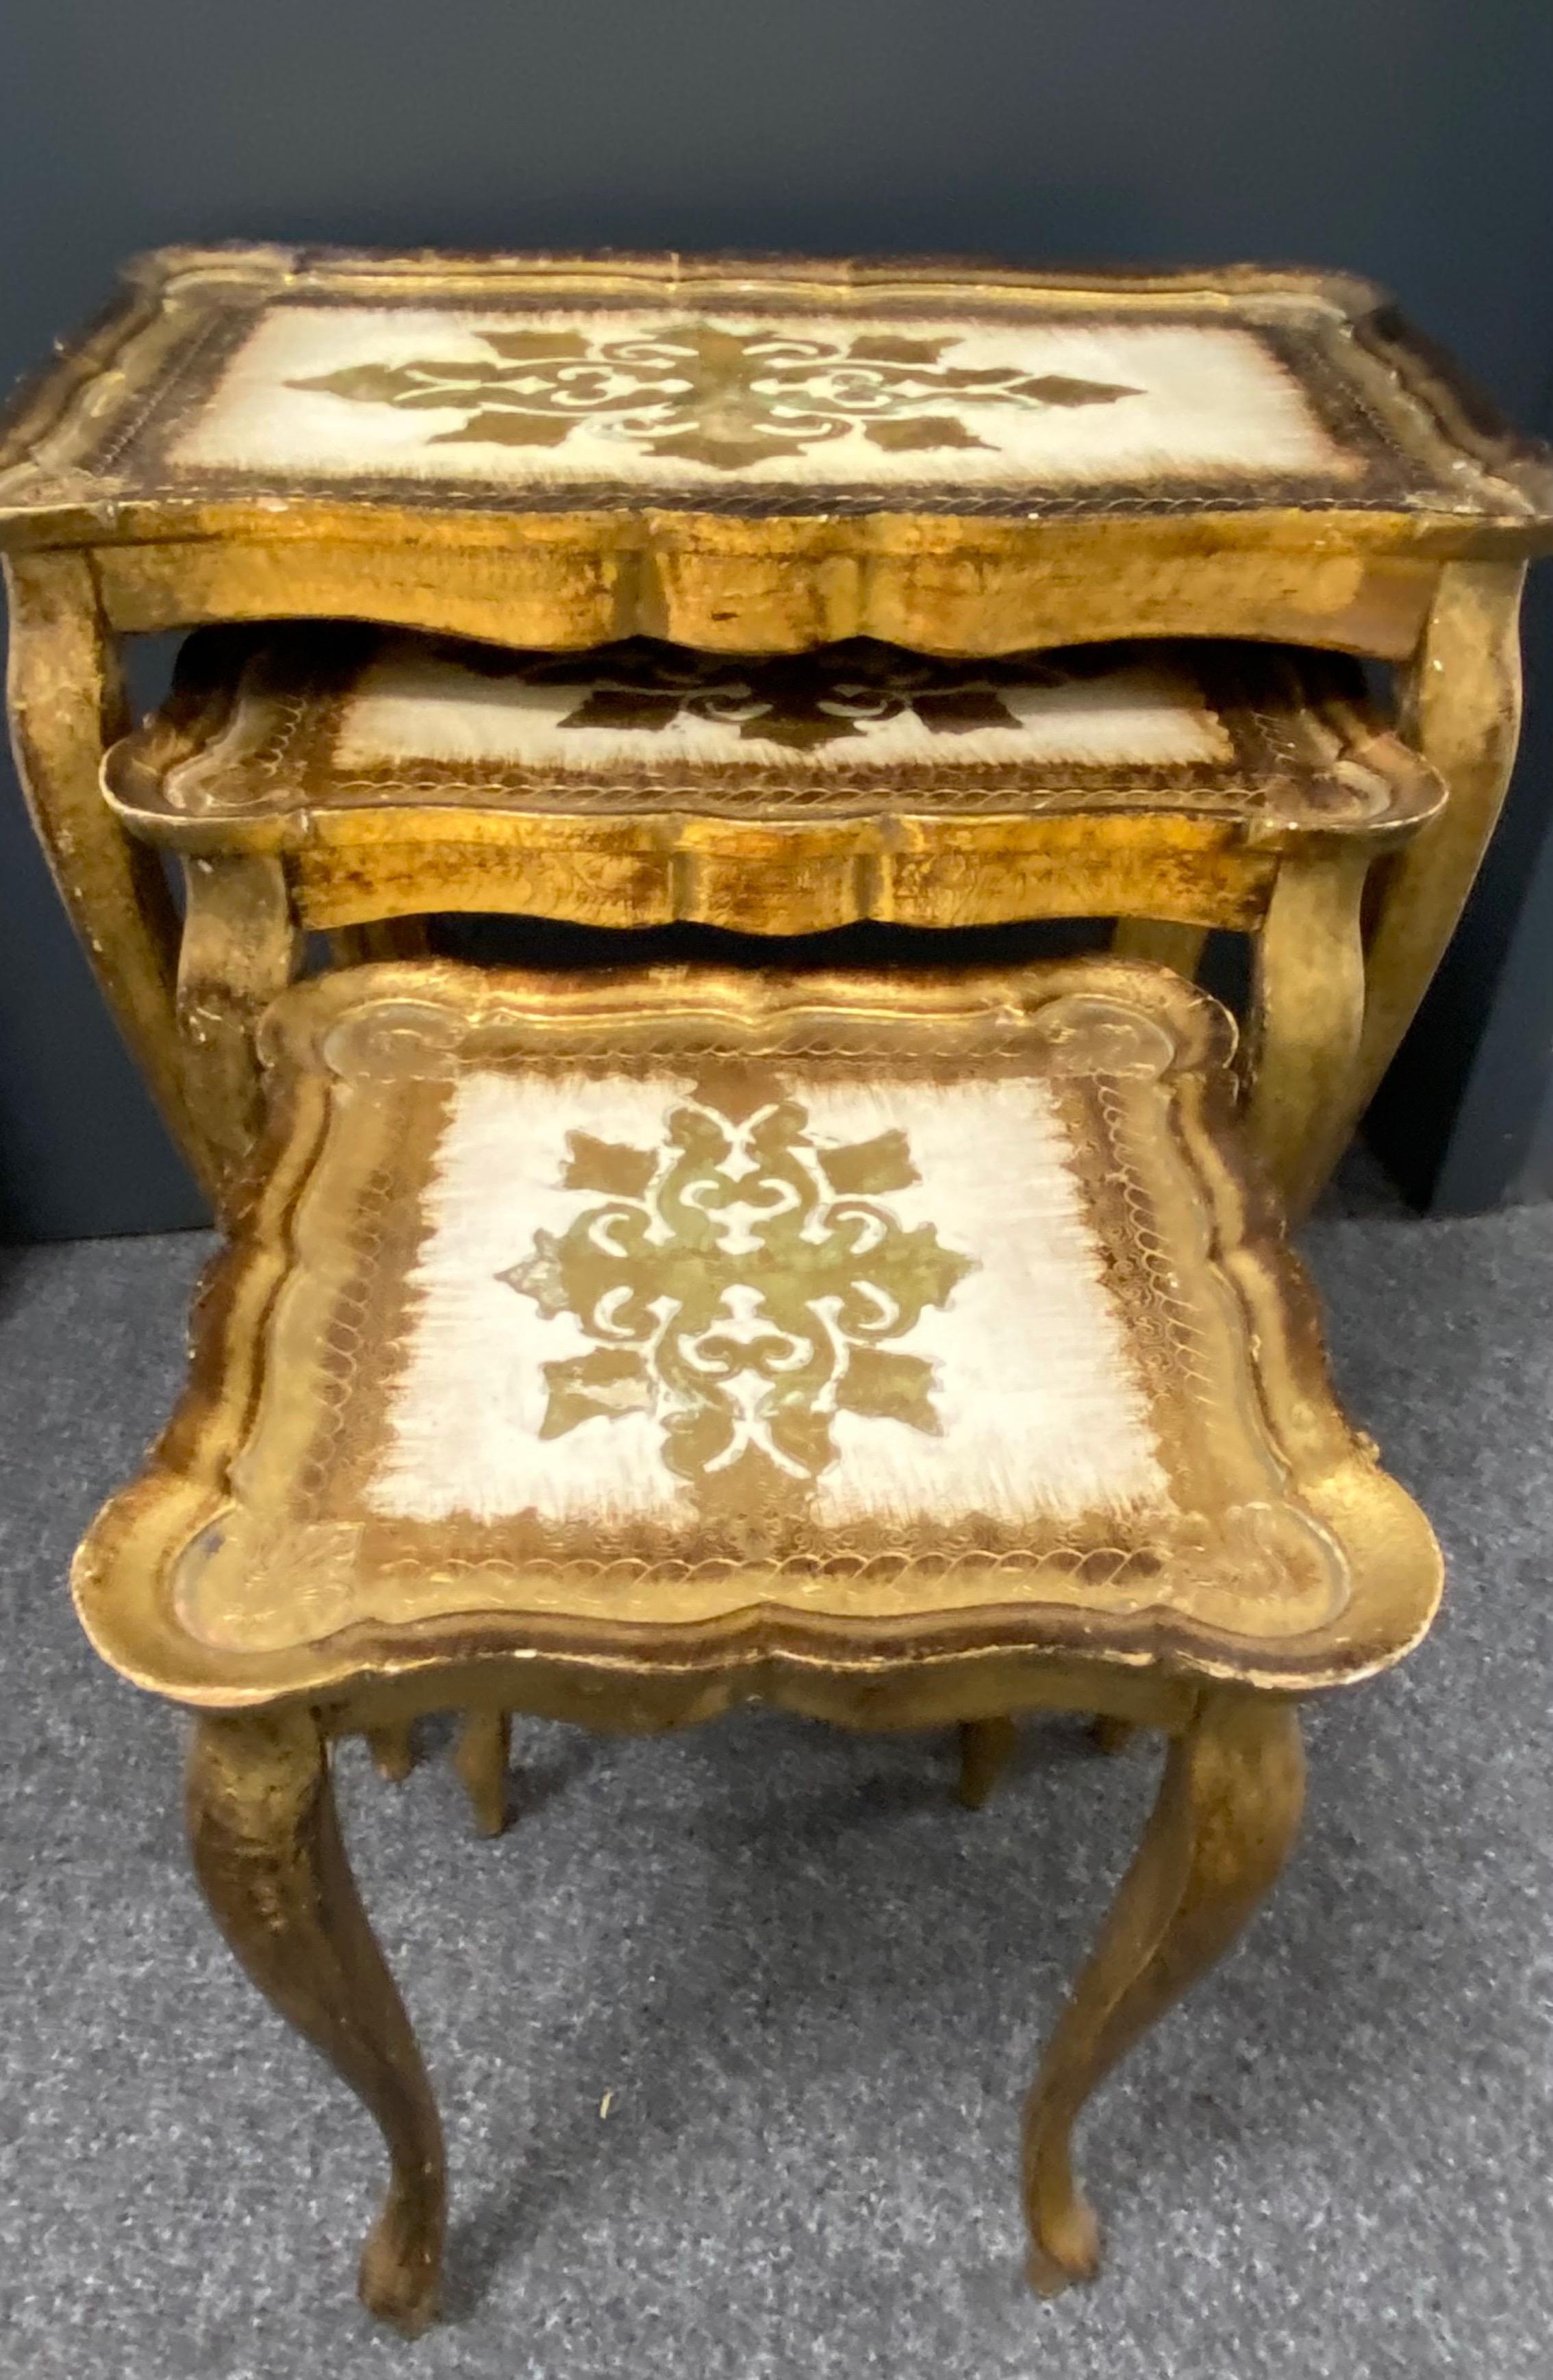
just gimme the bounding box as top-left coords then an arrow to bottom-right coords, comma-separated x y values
105,621 -> 1441,1213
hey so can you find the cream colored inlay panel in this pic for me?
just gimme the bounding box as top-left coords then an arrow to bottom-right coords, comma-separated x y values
369,1068 -> 1165,1529
329,646 -> 1237,773
172,306 -> 1353,490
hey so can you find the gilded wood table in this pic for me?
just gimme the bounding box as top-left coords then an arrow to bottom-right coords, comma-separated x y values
0,246 -> 1542,2332
2,246 -> 1550,1198
105,622 -> 1441,1212
74,954 -> 1439,2328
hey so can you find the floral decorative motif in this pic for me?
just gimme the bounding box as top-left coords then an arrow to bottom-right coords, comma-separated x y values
501,1079 -> 976,1497
290,320 -> 1140,472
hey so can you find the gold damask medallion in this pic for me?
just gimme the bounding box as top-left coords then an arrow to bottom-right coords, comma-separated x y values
291,320 -> 1139,472
538,642 -> 1039,750
501,1077 -> 976,1502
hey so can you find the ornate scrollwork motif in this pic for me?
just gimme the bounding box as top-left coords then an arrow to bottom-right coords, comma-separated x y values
501,1076 -> 976,1499
292,321 -> 1139,473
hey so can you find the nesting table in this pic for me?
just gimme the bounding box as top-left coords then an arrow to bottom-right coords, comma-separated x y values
3,246 -> 1550,2333
3,248 -> 1549,1202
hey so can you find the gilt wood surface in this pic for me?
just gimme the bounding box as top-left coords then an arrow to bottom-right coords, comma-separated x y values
73,957 -> 1439,1717
2,250 -> 1540,1208
1022,1689 -> 1306,2291
2,247 -> 1550,663
104,624 -> 1443,941
116,622 -> 1443,1217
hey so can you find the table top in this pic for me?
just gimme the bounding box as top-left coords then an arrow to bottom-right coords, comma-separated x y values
72,957 -> 1438,1713
3,246 -> 1548,557
109,624 -> 1441,847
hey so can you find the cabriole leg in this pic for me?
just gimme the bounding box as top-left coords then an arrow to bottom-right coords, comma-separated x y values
1111,918 -> 1209,980
1243,846 -> 1369,1217
1352,558 -> 1527,1123
4,551 -> 214,1188
454,1709 -> 513,1837
958,1717 -> 1018,1809
177,852 -> 301,1206
187,1708 -> 446,2333
1023,1690 -> 1304,2294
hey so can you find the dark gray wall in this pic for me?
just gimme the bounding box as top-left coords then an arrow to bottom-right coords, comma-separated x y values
5,1 -> 1553,1236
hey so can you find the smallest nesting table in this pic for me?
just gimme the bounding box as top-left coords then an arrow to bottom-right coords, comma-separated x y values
75,955 -> 1438,2328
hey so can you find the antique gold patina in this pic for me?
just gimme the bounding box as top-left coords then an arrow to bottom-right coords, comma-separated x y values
68,957 -> 1439,2331
0,246 -> 1540,2336
102,624 -> 1445,1219
1,249 -> 1550,1207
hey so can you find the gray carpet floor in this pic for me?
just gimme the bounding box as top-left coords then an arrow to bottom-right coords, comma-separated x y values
1,1172 -> 1550,2379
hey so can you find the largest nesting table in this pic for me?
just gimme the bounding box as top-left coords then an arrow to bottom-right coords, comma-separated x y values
2,245 -> 1551,1202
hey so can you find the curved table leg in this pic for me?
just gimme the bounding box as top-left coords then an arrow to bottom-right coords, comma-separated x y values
1023,1690 -> 1304,2294
1243,846 -> 1369,1218
4,551 -> 216,1192
187,1708 -> 446,2333
1111,918 -> 1209,980
454,1710 -> 513,1837
366,1722 -> 418,1784
958,1717 -> 1018,1809
1352,559 -> 1526,1124
177,853 -> 301,1207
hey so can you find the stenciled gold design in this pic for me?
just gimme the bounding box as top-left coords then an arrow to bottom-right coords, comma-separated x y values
290,320 -> 1140,472
501,1077 -> 976,1497
544,643 -> 1032,750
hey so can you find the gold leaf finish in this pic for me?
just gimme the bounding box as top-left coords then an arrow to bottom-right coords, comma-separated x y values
103,622 -> 1445,1217
71,957 -> 1440,1705
2,242 -> 1531,2328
